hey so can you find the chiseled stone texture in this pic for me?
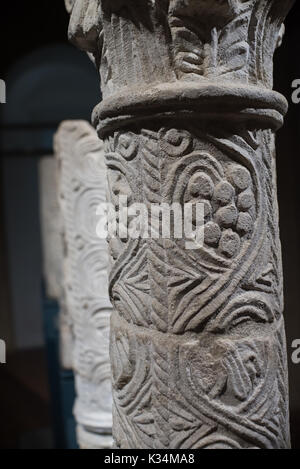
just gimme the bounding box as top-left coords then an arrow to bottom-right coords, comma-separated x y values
55,120 -> 113,448
67,0 -> 294,449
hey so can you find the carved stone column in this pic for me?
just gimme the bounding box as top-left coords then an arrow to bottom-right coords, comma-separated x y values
67,1 -> 293,449
39,156 -> 64,302
39,156 -> 73,370
55,121 -> 113,449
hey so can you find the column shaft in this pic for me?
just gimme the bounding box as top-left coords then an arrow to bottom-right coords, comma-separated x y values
55,120 -> 113,449
67,0 -> 294,449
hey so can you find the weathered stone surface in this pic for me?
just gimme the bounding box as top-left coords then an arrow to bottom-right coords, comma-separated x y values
67,0 -> 293,449
55,120 -> 113,448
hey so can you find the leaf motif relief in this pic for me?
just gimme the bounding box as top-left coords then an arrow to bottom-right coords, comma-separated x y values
216,6 -> 252,79
169,1 -> 253,81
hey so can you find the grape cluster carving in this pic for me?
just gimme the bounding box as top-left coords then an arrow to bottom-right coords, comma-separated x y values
185,163 -> 255,258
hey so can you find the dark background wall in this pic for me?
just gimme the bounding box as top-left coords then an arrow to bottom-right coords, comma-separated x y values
0,0 -> 299,448
274,5 -> 300,449
0,1 -> 100,448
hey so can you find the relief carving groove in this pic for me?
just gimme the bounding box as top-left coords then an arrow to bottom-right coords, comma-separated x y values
55,121 -> 113,449
66,0 -> 293,448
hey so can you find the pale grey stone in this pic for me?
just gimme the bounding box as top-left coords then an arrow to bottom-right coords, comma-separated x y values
39,156 -> 63,301
39,157 -> 73,370
55,120 -> 113,449
66,0 -> 294,449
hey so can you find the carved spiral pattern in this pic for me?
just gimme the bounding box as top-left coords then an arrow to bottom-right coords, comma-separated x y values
106,125 -> 290,449
55,121 -> 113,448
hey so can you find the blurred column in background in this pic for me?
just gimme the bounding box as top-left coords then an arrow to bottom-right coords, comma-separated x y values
0,39 -> 101,448
39,156 -> 77,448
39,156 -> 74,369
55,120 -> 113,449
39,157 -> 63,304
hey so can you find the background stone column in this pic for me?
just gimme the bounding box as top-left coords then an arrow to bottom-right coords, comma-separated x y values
67,0 -> 294,449
39,156 -> 64,303
39,156 -> 74,370
55,120 -> 113,449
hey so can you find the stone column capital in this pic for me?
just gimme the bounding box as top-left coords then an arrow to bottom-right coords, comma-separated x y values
68,0 -> 294,137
